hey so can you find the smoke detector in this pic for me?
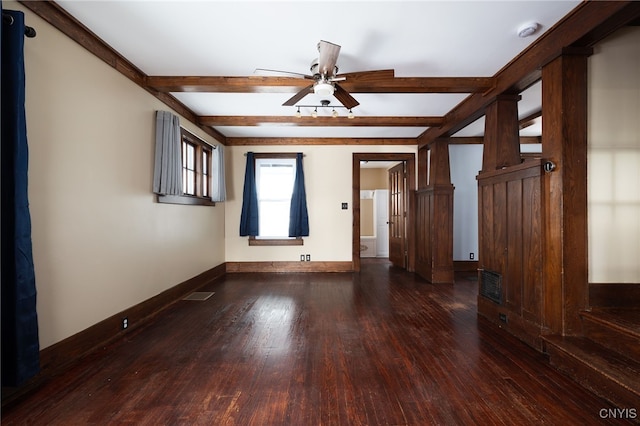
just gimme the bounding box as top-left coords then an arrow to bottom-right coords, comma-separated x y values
517,22 -> 539,38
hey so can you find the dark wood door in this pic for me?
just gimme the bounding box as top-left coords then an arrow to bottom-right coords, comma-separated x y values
388,162 -> 406,268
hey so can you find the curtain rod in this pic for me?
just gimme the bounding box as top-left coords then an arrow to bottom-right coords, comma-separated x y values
3,12 -> 37,38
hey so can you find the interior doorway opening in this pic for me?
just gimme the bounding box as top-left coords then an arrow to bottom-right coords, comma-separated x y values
352,153 -> 416,273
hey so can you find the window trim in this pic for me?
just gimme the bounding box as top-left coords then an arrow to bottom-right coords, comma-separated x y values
157,128 -> 215,207
247,152 -> 303,246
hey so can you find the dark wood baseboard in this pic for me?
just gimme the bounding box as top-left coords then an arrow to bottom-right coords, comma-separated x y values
454,261 -> 479,272
226,261 -> 353,273
477,296 -> 545,352
589,283 -> 640,308
2,263 -> 226,408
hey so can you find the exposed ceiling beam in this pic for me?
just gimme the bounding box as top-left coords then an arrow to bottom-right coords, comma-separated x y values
447,136 -> 541,145
19,0 -> 227,144
418,0 -> 640,148
226,137 -> 417,146
146,76 -> 494,94
198,116 -> 444,127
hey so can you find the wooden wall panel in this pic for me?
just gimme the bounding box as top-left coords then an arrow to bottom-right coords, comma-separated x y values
415,187 -> 454,283
477,160 -> 544,345
506,179 -> 524,312
522,176 -> 543,323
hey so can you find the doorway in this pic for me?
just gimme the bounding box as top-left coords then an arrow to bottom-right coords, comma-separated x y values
352,153 -> 416,273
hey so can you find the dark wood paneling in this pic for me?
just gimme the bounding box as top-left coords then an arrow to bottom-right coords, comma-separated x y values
522,176 -> 543,323
477,161 -> 544,344
415,186 -> 454,283
589,283 -> 640,308
454,261 -> 479,272
542,53 -> 589,336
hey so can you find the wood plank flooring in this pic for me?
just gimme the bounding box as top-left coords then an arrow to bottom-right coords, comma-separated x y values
2,259 -> 630,425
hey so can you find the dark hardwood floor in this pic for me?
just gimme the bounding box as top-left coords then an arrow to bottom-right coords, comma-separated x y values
2,259 -> 629,425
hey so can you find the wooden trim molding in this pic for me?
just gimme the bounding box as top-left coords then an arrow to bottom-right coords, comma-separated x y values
248,237 -> 303,246
454,261 -> 479,272
157,195 -> 216,206
18,1 -> 226,144
589,283 -> 640,308
5,264 -> 226,404
226,261 -> 353,273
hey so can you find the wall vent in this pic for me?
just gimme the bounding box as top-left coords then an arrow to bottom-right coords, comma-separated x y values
480,269 -> 502,304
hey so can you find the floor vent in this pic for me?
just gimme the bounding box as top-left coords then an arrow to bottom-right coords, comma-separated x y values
182,291 -> 215,301
480,270 -> 502,304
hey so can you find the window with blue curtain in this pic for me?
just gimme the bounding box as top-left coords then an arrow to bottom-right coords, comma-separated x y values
240,152 -> 308,245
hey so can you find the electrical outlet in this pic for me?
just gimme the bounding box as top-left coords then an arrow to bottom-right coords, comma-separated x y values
300,254 -> 305,261
122,317 -> 128,329
306,254 -> 311,261
470,252 -> 475,260
341,202 -> 348,210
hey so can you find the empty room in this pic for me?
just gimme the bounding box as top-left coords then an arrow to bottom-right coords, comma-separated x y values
2,1 -> 639,424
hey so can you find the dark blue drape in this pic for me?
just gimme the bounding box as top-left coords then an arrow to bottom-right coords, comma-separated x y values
239,152 -> 259,236
289,153 -> 309,237
1,9 -> 41,386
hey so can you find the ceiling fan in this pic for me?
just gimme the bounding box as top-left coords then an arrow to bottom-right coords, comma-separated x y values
257,40 -> 394,110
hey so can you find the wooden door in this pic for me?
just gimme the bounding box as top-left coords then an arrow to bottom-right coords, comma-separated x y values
388,163 -> 406,268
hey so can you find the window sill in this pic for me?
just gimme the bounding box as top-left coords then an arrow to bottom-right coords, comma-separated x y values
157,194 -> 216,206
249,237 -> 304,246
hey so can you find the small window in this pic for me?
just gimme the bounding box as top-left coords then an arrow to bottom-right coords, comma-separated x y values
158,128 -> 214,206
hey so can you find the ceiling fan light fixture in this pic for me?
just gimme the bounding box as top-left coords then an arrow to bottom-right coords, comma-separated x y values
314,81 -> 334,96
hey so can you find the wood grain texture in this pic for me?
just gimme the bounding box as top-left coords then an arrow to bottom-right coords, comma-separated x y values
2,260 -> 622,425
477,161 -> 545,347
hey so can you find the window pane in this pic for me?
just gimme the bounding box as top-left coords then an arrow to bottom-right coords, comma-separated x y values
186,170 -> 195,195
256,158 -> 296,237
182,141 -> 197,195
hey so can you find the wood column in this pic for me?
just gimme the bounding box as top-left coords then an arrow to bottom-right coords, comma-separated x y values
482,94 -> 522,171
541,49 -> 591,336
416,139 -> 454,283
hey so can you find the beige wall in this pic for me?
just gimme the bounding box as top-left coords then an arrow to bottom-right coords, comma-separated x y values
361,168 -> 388,190
13,2 -> 225,349
225,145 -> 416,262
360,169 -> 389,236
588,26 -> 640,283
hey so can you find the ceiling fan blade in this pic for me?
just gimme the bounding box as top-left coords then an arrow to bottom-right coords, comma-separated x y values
317,40 -> 341,77
333,83 -> 360,109
254,68 -> 313,79
338,69 -> 395,82
282,84 -> 314,106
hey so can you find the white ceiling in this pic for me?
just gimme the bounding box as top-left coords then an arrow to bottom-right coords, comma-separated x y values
56,0 -> 580,141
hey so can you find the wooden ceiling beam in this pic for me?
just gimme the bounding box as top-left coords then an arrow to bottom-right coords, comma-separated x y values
146,76 -> 494,94
418,1 -> 640,148
198,116 -> 444,127
226,137 -> 417,146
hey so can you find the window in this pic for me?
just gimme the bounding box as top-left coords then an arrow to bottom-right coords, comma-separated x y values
158,128 -> 214,206
246,153 -> 305,246
256,157 -> 296,238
